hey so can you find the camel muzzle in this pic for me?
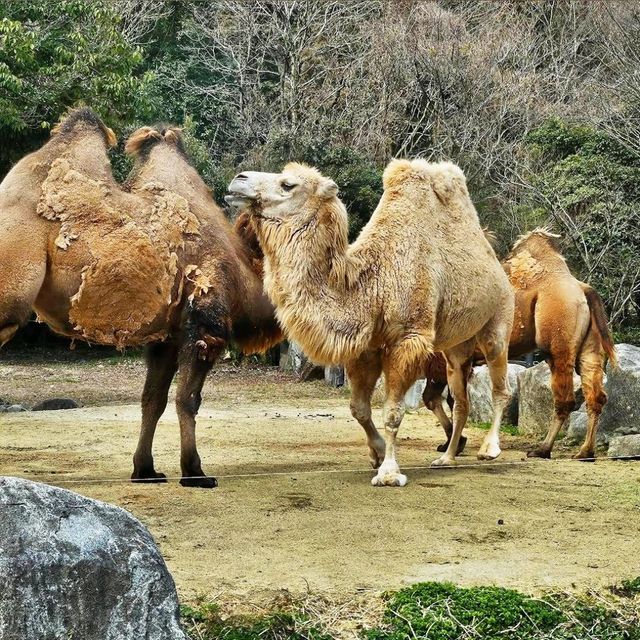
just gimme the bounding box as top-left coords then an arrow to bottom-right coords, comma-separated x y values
226,173 -> 259,209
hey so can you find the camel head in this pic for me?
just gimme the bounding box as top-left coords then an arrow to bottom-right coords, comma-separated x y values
51,107 -> 117,148
226,163 -> 339,224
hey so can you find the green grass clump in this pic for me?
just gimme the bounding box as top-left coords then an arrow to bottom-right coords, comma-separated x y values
472,421 -> 520,436
612,577 -> 640,597
365,582 -> 564,640
181,580 -> 640,640
365,582 -> 640,640
181,603 -> 329,640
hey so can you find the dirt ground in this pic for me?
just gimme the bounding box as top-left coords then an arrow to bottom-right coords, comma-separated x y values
1,352 -> 639,607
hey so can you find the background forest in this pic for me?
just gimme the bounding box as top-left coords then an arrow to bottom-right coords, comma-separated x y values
1,0 -> 639,338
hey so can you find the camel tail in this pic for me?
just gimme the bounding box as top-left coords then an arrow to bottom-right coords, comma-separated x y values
584,286 -> 617,368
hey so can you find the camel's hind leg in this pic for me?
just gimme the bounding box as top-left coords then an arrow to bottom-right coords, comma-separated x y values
0,244 -> 46,346
346,350 -> 385,468
528,354 -> 576,458
424,382 -> 467,455
431,340 -> 475,467
131,341 -> 179,482
574,331 -> 607,460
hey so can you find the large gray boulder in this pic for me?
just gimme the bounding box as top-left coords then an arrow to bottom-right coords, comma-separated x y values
468,363 -> 525,425
279,341 -> 324,381
599,344 -> 640,438
567,344 -> 640,445
0,477 -> 187,640
518,362 -> 584,437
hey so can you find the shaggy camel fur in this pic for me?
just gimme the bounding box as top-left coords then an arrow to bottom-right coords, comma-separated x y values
227,160 -> 514,486
0,109 -> 281,487
423,229 -> 617,460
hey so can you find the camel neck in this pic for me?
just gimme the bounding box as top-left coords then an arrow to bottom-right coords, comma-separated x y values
257,214 -> 374,364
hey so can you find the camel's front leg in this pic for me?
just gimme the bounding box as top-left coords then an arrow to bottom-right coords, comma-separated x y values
346,351 -> 384,468
131,341 -> 179,482
476,335 -> 511,461
431,342 -> 475,467
371,352 -> 416,487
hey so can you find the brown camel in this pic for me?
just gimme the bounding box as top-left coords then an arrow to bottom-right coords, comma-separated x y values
423,229 -> 617,460
227,160 -> 515,486
0,108 -> 281,487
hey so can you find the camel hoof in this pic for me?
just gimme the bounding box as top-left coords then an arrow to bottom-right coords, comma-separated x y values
131,471 -> 167,483
431,455 -> 456,468
371,471 -> 408,487
527,447 -> 551,459
573,450 -> 595,462
436,436 -> 467,455
368,449 -> 384,469
477,444 -> 501,461
180,475 -> 218,488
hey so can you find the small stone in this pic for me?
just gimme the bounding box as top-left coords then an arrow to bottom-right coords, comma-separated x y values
5,404 -> 27,413
32,398 -> 79,411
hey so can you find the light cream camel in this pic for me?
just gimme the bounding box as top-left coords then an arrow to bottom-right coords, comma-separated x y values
0,109 -> 281,487
227,160 -> 515,486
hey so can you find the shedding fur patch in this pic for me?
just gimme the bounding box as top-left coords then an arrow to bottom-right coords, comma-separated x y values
505,250 -> 546,290
37,158 -> 198,347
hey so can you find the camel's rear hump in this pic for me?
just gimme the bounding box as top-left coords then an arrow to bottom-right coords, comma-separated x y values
382,158 -> 469,205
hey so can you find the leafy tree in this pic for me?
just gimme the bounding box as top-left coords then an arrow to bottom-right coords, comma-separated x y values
525,119 -> 640,326
0,0 -> 155,175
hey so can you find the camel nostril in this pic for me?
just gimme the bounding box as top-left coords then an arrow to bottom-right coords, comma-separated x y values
235,174 -> 248,181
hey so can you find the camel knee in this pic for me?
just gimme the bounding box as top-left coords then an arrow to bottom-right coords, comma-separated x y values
553,397 -> 575,420
176,390 -> 202,416
350,398 -> 371,424
585,388 -> 607,415
384,403 -> 404,431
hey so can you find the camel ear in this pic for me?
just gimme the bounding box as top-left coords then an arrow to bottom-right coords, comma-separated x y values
105,127 -> 117,148
318,178 -> 338,200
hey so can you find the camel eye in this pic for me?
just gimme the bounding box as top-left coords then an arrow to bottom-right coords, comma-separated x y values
281,182 -> 296,192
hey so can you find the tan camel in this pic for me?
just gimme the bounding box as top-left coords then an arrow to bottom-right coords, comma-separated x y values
0,109 -> 281,487
227,160 -> 515,486
423,229 -> 617,460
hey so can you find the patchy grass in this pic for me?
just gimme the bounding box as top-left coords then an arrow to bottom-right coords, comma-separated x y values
470,421 -> 520,436
182,581 -> 640,640
181,603 -> 329,640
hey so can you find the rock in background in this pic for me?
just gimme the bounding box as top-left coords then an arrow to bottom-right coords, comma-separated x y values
279,341 -> 324,381
32,398 -> 79,411
404,379 -> 427,411
0,477 -> 187,640
567,343 -> 640,445
608,434 -> 640,459
518,362 -> 584,437
599,344 -> 640,438
324,365 -> 345,388
468,363 -> 525,425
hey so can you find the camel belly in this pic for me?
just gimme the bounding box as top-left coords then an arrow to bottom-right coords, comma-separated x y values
35,235 -> 179,347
